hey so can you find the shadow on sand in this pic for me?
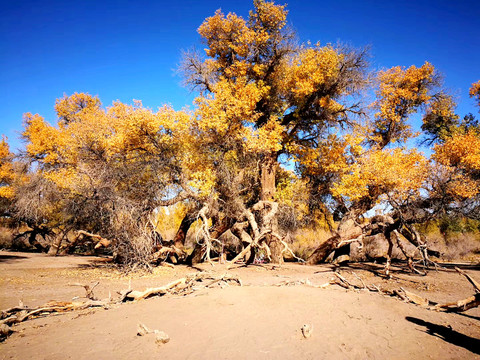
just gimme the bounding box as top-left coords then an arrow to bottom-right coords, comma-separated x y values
0,254 -> 28,263
406,316 -> 480,355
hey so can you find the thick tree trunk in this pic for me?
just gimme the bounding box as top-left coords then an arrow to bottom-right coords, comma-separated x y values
47,233 -> 63,256
261,154 -> 276,202
187,216 -> 231,265
306,234 -> 341,265
260,154 -> 283,264
173,212 -> 197,249
307,217 -> 363,265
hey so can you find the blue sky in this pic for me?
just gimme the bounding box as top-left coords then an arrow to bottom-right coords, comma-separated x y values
1,0 -> 479,152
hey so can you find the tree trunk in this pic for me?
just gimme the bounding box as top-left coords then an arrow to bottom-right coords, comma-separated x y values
260,154 -> 283,264
306,234 -> 341,265
47,233 -> 63,256
307,217 -> 362,265
187,216 -> 231,265
399,226 -> 441,258
173,212 -> 197,249
261,154 -> 277,202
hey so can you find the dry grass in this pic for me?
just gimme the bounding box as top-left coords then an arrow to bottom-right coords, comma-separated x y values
0,226 -> 14,250
425,231 -> 480,262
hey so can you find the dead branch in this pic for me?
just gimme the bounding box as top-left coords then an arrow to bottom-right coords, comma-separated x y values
1,272 -> 243,341
321,268 -> 480,314
428,268 -> 480,312
122,278 -> 187,301
76,230 -> 112,249
0,299 -> 109,327
69,281 -> 100,300
122,272 -> 242,302
455,267 -> 480,293
400,287 -> 430,307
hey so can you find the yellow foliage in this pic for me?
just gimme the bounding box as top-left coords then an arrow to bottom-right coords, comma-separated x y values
433,130 -> 480,198
289,128 -> 366,181
434,131 -> 480,173
55,92 -> 102,124
195,77 -> 265,137
285,45 -> 343,102
332,148 -> 428,203
372,62 -> 436,147
470,80 -> 480,108
245,115 -> 283,154
22,93 -> 210,201
198,10 -> 256,67
422,93 -> 459,142
250,0 -> 288,32
0,138 -> 15,200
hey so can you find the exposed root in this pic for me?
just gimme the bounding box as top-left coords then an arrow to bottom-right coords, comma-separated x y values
272,267 -> 480,314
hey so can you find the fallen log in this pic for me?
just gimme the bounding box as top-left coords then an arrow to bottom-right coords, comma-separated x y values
0,300 -> 109,327
122,278 -> 187,301
121,272 -> 242,301
429,267 -> 480,312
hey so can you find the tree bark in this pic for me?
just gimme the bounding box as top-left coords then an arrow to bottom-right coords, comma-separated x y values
173,212 -> 197,249
307,217 -> 363,265
306,234 -> 341,265
260,154 -> 283,264
47,232 -> 63,256
187,216 -> 231,265
260,154 -> 277,202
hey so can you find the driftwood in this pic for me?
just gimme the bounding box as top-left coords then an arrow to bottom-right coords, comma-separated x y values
117,272 -> 242,302
274,267 -> 480,314
0,272 -> 242,341
120,272 -> 242,302
122,278 -> 187,301
429,267 -> 480,312
392,267 -> 480,312
0,298 -> 110,339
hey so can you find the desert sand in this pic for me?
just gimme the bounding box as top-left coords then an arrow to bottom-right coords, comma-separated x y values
0,251 -> 479,359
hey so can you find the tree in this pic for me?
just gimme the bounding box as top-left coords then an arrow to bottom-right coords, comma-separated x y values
19,93 -> 197,264
423,80 -> 480,220
182,0 -> 369,262
0,137 -> 15,203
6,1 -> 480,271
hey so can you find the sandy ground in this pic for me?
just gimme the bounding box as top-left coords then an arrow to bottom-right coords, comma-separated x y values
0,251 -> 479,359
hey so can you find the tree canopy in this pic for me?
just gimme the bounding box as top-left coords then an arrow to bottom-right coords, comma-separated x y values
2,0 -> 479,268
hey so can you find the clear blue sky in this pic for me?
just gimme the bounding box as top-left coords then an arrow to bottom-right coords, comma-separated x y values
1,0 -> 479,152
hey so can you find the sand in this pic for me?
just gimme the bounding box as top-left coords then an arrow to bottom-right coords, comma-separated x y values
1,251 -> 479,359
